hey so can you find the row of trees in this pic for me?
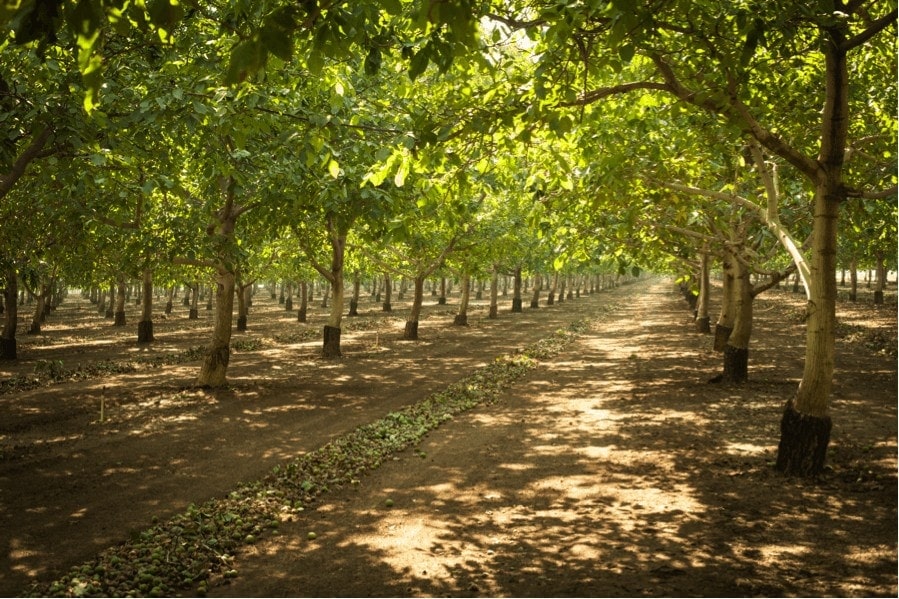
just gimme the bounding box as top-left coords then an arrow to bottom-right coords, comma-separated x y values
1,0 -> 895,477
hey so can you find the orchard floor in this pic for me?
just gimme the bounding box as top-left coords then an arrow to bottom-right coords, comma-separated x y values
0,278 -> 895,597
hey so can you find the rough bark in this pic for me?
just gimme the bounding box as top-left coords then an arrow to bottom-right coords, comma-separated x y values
382,273 -> 392,312
511,267 -> 523,313
488,267 -> 499,319
713,254 -> 737,352
1,266 -> 17,359
298,281 -> 308,323
404,276 -> 426,340
137,269 -> 154,343
849,258 -> 858,301
454,273 -> 470,326
696,251 -> 711,333
113,276 -> 127,326
348,272 -> 360,317
438,276 -> 447,305
775,400 -> 833,476
530,274 -> 542,309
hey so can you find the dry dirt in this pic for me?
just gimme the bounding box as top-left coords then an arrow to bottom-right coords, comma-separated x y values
0,277 -> 895,597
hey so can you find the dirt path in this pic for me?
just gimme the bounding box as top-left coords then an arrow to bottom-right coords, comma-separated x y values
211,281 -> 897,598
1,279 -> 895,597
1,282 -> 634,596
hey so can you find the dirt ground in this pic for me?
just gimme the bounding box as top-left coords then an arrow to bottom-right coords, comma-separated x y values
0,277 -> 895,597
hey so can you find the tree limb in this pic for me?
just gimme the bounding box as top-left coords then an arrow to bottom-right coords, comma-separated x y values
0,124 -> 53,200
840,8 -> 898,52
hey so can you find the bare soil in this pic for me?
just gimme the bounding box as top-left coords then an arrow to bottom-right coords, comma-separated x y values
0,278 -> 895,597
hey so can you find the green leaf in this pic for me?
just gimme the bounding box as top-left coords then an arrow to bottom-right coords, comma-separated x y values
147,0 -> 184,42
618,43 -> 636,63
226,38 -> 266,85
328,158 -> 340,179
364,46 -> 382,76
261,7 -> 295,61
408,49 -> 429,81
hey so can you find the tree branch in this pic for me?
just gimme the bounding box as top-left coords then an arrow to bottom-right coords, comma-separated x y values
0,124 -> 53,200
840,8 -> 898,52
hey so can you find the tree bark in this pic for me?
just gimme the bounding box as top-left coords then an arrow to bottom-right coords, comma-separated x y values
547,272 -> 558,305
113,275 -> 127,326
1,266 -> 17,359
696,251 -> 711,334
382,273 -> 392,312
849,258 -> 858,301
438,276 -> 447,305
511,267 -> 523,312
873,252 -> 885,304
189,282 -> 199,320
714,253 -> 736,352
776,29 -> 848,476
137,268 -> 154,343
714,254 -> 753,384
488,266 -> 499,319
530,274 -> 542,308
297,281 -> 308,322
404,276 -> 426,340
454,273 -> 470,326
348,272 -> 360,316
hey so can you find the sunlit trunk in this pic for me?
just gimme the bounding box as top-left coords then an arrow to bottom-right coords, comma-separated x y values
404,276 -> 425,340
488,266 -> 499,319
511,267 -> 523,312
714,253 -> 736,352
454,273 -> 470,326
137,268 -> 154,343
696,251 -> 711,333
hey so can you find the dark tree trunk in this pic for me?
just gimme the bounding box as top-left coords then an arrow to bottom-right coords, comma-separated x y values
237,315 -> 247,331
322,325 -> 341,358
137,320 -> 154,343
189,308 -> 199,320
713,325 -> 732,352
382,273 -> 392,312
137,269 -> 154,343
298,281 -> 308,322
438,276 -> 447,305
404,276 -> 426,340
511,267 -> 523,313
775,400 -> 832,476
696,316 -> 711,334
1,267 -> 17,359
721,345 -> 749,383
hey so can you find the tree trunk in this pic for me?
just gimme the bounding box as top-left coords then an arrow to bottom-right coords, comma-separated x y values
236,274 -> 249,332
189,282 -> 199,320
321,239 -> 345,359
530,274 -> 542,308
849,258 -> 858,301
438,276 -> 447,305
511,267 -> 523,312
197,270 -> 235,387
113,276 -> 127,326
164,286 -> 174,315
454,273 -> 470,326
488,266 -> 499,319
873,252 -> 885,305
348,272 -> 360,316
105,281 -> 115,319
695,252 -> 712,333
1,266 -> 17,359
547,272 -> 558,305
137,268 -> 154,343
297,281 -> 308,322
713,253 -> 736,352
404,276 -> 425,340
27,283 -> 48,334
382,273 -> 392,312
719,257 -> 752,384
